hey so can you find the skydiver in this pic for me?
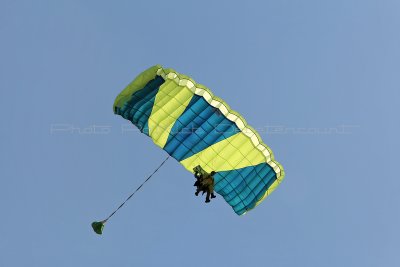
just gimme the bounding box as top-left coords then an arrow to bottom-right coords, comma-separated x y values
194,171 -> 208,196
194,170 -> 217,203
193,171 -> 204,195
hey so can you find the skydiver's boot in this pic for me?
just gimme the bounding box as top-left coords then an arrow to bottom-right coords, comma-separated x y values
211,193 -> 216,199
205,198 -> 210,203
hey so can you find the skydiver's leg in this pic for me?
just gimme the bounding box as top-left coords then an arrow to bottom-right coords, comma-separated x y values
205,190 -> 211,203
210,184 -> 216,198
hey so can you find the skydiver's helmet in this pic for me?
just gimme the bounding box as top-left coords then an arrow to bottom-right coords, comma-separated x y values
210,171 -> 216,176
193,165 -> 204,178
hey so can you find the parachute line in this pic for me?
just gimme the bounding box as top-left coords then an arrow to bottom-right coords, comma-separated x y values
103,155 -> 170,222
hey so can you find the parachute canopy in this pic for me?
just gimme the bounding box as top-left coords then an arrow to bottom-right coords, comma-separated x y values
113,65 -> 284,215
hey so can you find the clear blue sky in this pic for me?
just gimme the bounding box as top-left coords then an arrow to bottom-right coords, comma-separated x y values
1,0 -> 399,266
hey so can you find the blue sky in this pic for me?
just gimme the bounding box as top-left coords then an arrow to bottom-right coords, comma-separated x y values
1,0 -> 399,266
